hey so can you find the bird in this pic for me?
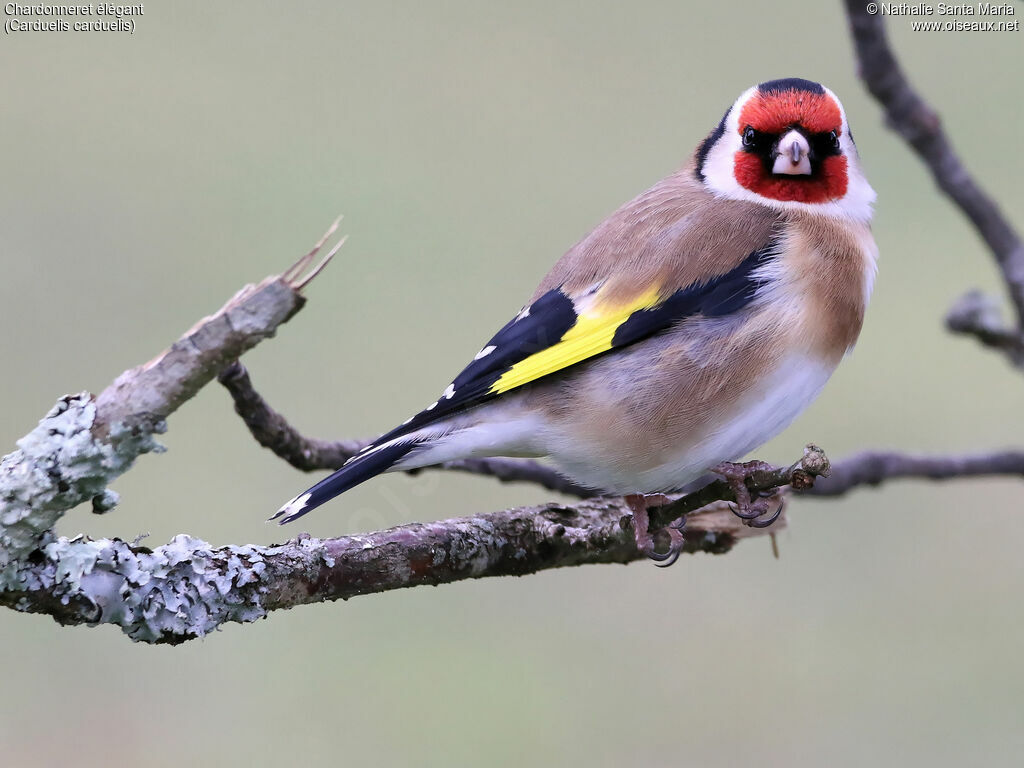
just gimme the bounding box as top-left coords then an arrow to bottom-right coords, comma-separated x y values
273,77 -> 878,565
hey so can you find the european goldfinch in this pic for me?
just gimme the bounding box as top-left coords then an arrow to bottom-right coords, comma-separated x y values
274,78 -> 877,562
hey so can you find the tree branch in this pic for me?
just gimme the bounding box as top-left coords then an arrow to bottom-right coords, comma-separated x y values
804,447 -> 1024,496
0,276 -> 307,568
0,493 -> 780,644
0,223 -> 342,636
844,0 -> 1024,366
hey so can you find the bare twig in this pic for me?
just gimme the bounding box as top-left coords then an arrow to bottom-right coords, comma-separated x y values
945,292 -> 1024,366
281,214 -> 343,285
92,217 -> 347,436
216,361 -> 594,497
804,448 -> 1024,496
844,0 -> 1024,364
217,360 -> 1024,505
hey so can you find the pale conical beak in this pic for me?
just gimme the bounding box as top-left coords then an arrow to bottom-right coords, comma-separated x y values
772,130 -> 812,176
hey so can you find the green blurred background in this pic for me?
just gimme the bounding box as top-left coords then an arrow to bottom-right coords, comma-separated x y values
2,2 -> 1023,765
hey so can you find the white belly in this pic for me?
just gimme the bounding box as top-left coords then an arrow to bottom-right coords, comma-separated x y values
549,352 -> 836,494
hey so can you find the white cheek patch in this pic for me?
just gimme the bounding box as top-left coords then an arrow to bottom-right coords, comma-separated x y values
700,84 -> 876,223
826,84 -> 877,221
701,86 -> 753,199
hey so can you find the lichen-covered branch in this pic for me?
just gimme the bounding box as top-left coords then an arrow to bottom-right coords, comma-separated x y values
5,429 -> 1024,644
0,497 -> 773,644
844,0 -> 1024,366
1,447 -> 831,644
217,361 -> 594,498
0,278 -> 305,569
0,225 -> 340,635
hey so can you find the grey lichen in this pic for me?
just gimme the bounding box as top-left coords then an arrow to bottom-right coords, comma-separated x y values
0,392 -> 340,642
0,261 -> 375,642
4,527 -> 344,642
15,534 -> 273,642
91,489 -> 121,514
0,394 -> 160,576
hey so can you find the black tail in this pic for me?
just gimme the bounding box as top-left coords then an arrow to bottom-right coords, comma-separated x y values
270,441 -> 415,524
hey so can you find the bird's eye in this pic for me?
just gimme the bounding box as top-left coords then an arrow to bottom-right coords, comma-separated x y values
742,127 -> 757,147
829,130 -> 840,150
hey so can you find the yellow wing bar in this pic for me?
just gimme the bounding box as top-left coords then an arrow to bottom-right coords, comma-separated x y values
488,285 -> 662,395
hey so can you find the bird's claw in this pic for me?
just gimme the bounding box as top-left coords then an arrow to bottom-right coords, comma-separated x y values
728,499 -> 768,520
743,495 -> 785,528
625,494 -> 686,567
650,529 -> 684,567
711,460 -> 784,529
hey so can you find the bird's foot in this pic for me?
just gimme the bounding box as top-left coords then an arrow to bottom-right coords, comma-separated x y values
710,461 -> 785,529
625,493 -> 686,567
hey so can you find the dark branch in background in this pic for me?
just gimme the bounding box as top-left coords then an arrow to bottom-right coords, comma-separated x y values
805,448 -> 1024,496
844,0 -> 1024,366
217,361 -> 593,498
217,361 -> 1024,503
945,291 -> 1024,364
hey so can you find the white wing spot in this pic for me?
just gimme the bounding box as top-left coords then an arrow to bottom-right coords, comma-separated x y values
425,401 -> 437,411
474,345 -> 496,360
443,384 -> 456,400
515,306 -> 530,322
360,441 -> 395,458
278,492 -> 311,519
402,416 -> 414,425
